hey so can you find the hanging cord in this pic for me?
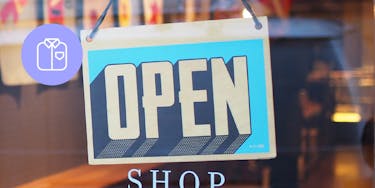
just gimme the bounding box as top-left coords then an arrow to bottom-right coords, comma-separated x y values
86,0 -> 114,42
241,0 -> 263,30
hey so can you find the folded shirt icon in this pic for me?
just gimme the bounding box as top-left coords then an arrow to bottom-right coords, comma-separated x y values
37,38 -> 68,71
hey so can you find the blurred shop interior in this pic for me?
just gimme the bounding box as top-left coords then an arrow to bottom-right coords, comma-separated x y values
0,0 -> 374,187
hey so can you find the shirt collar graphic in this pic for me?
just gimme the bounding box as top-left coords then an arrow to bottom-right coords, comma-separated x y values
43,38 -> 61,48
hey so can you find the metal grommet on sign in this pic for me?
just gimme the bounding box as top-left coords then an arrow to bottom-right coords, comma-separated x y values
241,0 -> 263,30
86,0 -> 114,42
86,36 -> 93,43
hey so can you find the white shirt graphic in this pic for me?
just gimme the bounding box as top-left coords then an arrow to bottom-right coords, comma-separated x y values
37,38 -> 68,71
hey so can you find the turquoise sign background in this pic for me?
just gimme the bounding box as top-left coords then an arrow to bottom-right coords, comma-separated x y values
87,39 -> 271,158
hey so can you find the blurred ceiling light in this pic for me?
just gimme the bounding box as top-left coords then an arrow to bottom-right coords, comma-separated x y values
332,104 -> 362,123
242,9 -> 252,18
359,78 -> 374,87
332,112 -> 362,123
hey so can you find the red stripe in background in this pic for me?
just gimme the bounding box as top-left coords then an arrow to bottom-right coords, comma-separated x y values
1,0 -> 18,24
259,0 -> 293,13
90,9 -> 98,28
47,0 -> 64,24
283,0 -> 292,13
149,1 -> 159,24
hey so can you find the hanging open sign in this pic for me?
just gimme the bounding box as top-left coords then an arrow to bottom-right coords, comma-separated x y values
81,17 -> 276,164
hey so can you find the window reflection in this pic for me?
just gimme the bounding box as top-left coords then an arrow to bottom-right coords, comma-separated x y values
0,0 -> 373,187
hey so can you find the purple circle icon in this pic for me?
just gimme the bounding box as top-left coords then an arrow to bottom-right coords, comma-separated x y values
22,24 -> 83,86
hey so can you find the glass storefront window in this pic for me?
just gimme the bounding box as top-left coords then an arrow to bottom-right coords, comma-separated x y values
0,0 -> 373,187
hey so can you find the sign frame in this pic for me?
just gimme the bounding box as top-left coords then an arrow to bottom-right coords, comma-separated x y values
81,17 -> 276,164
